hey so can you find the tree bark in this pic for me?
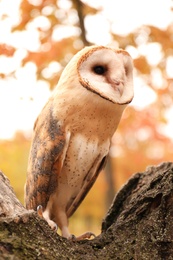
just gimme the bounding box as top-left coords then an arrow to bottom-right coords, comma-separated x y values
104,156 -> 116,210
1,162 -> 173,259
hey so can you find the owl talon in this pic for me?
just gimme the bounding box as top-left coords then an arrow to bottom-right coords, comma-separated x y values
75,232 -> 96,241
37,205 -> 43,218
68,234 -> 76,241
52,223 -> 58,232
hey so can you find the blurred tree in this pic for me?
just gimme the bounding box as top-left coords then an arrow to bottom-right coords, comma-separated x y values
0,132 -> 30,204
0,0 -> 173,236
10,0 -> 97,89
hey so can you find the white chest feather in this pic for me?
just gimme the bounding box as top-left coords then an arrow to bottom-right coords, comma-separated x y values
61,133 -> 109,189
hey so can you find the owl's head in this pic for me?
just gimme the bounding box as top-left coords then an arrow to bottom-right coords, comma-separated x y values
57,45 -> 134,105
76,45 -> 134,105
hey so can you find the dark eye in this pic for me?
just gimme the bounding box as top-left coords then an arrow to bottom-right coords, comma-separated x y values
93,65 -> 106,75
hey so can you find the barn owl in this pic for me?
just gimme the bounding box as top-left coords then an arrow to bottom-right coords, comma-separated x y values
25,45 -> 134,240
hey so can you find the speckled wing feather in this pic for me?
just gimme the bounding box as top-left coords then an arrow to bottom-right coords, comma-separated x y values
25,100 -> 67,211
66,155 -> 108,218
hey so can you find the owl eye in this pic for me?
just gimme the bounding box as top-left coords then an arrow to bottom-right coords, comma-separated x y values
93,65 -> 106,75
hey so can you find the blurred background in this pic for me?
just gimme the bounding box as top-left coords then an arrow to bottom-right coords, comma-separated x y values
0,0 -> 173,237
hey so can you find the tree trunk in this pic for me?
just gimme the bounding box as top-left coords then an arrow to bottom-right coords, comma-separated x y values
1,162 -> 173,259
72,0 -> 90,46
104,156 -> 115,210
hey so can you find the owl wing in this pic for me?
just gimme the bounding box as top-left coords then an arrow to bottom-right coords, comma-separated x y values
25,101 -> 70,211
66,154 -> 108,218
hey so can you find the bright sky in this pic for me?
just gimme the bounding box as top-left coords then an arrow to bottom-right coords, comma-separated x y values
0,0 -> 173,139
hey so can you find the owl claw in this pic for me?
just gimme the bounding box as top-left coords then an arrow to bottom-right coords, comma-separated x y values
37,205 -> 43,217
77,231 -> 96,241
51,223 -> 58,232
69,232 -> 96,241
68,234 -> 76,241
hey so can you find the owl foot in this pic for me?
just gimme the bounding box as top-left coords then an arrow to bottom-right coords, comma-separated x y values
37,205 -> 44,218
37,205 -> 58,231
69,232 -> 96,241
76,231 -> 96,241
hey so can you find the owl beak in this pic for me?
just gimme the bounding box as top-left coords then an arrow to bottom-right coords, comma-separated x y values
106,76 -> 123,96
111,79 -> 123,96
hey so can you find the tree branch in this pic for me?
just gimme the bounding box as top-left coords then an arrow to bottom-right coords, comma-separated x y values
72,0 -> 90,46
1,162 -> 173,259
